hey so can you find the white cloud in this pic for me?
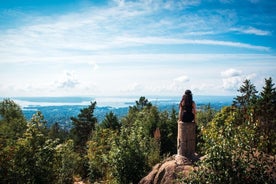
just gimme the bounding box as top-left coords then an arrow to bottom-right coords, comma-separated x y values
231,27 -> 271,36
222,76 -> 242,91
55,71 -> 79,89
0,0 -> 271,64
114,36 -> 270,51
221,68 -> 242,78
89,62 -> 99,72
221,68 -> 243,91
120,82 -> 144,94
174,75 -> 190,83
0,1 -> 275,97
221,68 -> 258,91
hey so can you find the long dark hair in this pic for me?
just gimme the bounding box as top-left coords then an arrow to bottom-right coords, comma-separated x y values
179,90 -> 193,110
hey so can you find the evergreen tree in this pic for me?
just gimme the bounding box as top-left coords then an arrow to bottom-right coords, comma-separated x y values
133,96 -> 152,111
48,122 -> 69,142
101,111 -> 121,130
70,101 -> 97,152
233,79 -> 258,124
257,77 -> 276,153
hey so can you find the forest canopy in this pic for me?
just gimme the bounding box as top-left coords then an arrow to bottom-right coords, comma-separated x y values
0,77 -> 275,183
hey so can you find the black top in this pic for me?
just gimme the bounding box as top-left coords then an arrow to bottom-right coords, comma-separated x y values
181,102 -> 194,122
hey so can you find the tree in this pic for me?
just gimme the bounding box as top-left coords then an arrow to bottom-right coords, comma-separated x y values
109,119 -> 159,184
0,99 -> 27,140
30,111 -> 48,135
233,79 -> 258,124
70,101 -> 97,179
48,122 -> 69,142
0,99 -> 27,182
54,140 -> 81,184
133,96 -> 152,111
233,79 -> 258,108
12,119 -> 58,183
101,111 -> 121,130
87,128 -> 117,182
183,107 -> 274,183
195,104 -> 217,154
70,101 -> 97,152
257,77 -> 276,153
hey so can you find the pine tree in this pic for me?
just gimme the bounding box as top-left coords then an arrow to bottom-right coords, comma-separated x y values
101,111 -> 120,130
70,101 -> 97,152
233,79 -> 258,124
257,77 -> 276,153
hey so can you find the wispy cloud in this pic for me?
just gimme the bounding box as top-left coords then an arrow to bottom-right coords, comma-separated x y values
0,0 -> 275,97
231,27 -> 271,36
115,36 -> 270,51
0,0 -> 272,64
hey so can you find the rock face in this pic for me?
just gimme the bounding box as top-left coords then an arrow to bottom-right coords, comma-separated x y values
139,155 -> 196,184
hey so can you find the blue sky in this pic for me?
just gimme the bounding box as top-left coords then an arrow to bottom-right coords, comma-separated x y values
0,0 -> 275,97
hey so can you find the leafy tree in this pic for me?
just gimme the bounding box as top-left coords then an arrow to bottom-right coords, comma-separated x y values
13,119 -> 58,183
183,107 -> 273,183
101,111 -> 121,130
0,99 -> 27,182
54,139 -> 81,184
99,97 -> 160,183
30,111 -> 48,135
109,119 -> 159,184
0,99 -> 27,141
87,127 -> 117,182
70,101 -> 97,152
196,104 -> 217,154
48,122 -> 70,142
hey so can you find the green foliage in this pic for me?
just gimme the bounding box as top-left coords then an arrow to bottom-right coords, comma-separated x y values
183,106 -> 274,183
87,127 -> 117,182
195,104 -> 217,154
0,99 -> 27,141
13,122 -> 59,183
233,79 -> 258,109
256,77 -> 276,154
0,99 -> 27,182
48,122 -> 70,142
233,79 -> 258,125
70,101 -> 97,153
54,139 -> 81,184
101,111 -> 121,130
109,119 -> 159,184
133,96 -> 152,111
3,79 -> 274,184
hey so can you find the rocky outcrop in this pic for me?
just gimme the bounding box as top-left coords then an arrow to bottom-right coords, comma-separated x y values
139,154 -> 199,184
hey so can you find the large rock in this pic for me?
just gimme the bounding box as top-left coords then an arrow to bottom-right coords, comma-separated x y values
139,155 -> 197,184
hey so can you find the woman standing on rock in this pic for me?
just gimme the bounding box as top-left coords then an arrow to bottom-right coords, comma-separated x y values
178,89 -> 196,123
178,89 -> 196,157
